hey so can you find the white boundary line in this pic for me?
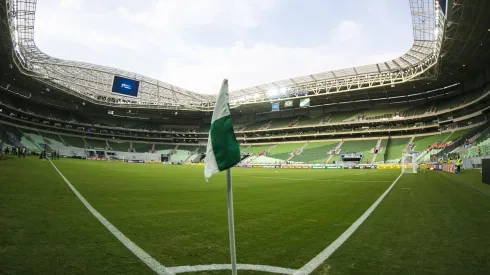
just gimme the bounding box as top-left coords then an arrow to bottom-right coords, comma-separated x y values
168,264 -> 296,274
49,158 -> 402,275
293,172 -> 404,275
48,159 -> 174,275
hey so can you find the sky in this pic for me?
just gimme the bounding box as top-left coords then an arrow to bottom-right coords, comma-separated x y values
34,0 -> 414,94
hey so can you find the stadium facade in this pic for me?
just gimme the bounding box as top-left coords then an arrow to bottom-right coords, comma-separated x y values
1,0 -> 489,165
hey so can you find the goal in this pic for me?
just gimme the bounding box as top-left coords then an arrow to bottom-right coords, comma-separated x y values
401,153 -> 417,174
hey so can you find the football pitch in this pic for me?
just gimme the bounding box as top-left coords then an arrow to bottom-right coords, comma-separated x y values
1,157 -> 490,275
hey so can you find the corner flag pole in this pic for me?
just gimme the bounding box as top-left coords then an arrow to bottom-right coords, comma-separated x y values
226,168 -> 238,275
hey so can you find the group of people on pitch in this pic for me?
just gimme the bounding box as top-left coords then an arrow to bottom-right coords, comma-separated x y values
446,155 -> 463,173
2,146 -> 27,158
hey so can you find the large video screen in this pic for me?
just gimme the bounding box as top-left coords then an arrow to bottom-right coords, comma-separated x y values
271,102 -> 280,111
112,76 -> 140,97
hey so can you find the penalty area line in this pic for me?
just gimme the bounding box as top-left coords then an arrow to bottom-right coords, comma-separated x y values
48,159 -> 173,275
293,172 -> 404,275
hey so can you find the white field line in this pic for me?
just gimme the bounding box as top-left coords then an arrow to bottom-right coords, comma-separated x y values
168,264 -> 296,274
247,176 -> 392,183
353,171 -> 376,175
293,172 -> 404,275
48,159 -> 173,275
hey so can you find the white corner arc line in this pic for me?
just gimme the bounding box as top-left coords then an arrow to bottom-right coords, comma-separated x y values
168,264 -> 296,274
293,173 -> 404,275
48,159 -> 173,275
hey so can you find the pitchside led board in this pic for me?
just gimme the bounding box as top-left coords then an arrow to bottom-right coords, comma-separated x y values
299,98 -> 310,108
112,76 -> 140,97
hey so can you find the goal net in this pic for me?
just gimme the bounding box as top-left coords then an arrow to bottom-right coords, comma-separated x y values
401,153 -> 417,174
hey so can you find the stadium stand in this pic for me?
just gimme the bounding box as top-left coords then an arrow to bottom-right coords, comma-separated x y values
267,143 -> 305,160
338,139 -> 377,163
412,133 -> 452,152
22,131 -> 45,148
384,137 -> 411,163
41,132 -> 64,144
328,111 -> 360,123
155,144 -> 176,151
41,132 -> 66,150
296,116 -> 326,126
373,139 -> 388,163
61,135 -> 86,148
170,150 -> 192,163
85,138 -> 107,149
109,141 -> 130,152
243,145 -> 275,154
132,142 -> 153,153
249,155 -> 284,165
268,117 -> 298,129
6,127 -> 41,152
444,128 -> 471,143
401,104 -> 430,117
177,145 -> 199,152
242,120 -> 270,131
290,141 -> 339,163
363,107 -> 400,121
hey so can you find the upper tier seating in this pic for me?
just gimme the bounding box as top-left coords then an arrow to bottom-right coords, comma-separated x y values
328,111 -> 359,123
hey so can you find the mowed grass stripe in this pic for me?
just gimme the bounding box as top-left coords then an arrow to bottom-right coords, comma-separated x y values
0,157 -> 153,274
48,159 -> 172,275
321,170 -> 490,275
53,159 -> 399,268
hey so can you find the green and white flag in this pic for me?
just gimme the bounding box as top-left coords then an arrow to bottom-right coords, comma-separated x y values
204,79 -> 241,181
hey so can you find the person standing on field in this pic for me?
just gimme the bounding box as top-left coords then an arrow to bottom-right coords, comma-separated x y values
456,156 -> 462,174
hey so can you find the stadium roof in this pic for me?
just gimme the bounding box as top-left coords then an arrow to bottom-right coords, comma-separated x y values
0,0 -> 480,111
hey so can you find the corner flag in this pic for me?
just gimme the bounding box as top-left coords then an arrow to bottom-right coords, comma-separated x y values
204,79 -> 241,181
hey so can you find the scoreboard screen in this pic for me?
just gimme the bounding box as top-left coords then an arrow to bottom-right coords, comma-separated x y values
271,102 -> 280,111
112,76 -> 140,97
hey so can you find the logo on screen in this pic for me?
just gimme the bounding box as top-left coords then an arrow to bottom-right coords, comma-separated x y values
121,83 -> 132,90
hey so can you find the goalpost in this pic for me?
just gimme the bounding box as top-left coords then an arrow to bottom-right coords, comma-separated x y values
401,153 -> 418,174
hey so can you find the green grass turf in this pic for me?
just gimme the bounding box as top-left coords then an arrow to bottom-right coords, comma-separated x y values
1,156 -> 489,274
1,156 -> 397,272
321,169 -> 490,275
0,156 -> 152,274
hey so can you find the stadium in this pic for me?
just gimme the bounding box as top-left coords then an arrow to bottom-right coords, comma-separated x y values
1,0 -> 490,274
